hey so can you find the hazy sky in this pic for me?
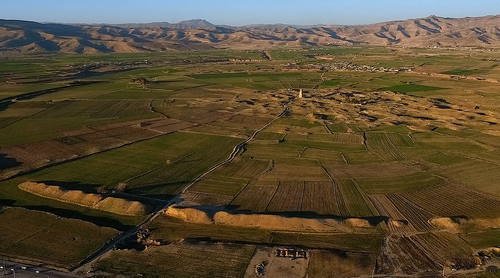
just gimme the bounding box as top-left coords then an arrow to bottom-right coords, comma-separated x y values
2,0 -> 499,25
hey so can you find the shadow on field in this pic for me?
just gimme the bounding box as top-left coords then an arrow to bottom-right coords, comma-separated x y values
0,153 -> 22,170
0,102 -> 9,112
0,199 -> 16,207
27,205 -> 135,230
39,180 -> 101,192
125,181 -> 185,199
0,200 -> 134,230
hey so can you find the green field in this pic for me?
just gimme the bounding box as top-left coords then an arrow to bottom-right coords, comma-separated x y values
95,243 -> 256,278
0,46 -> 499,277
382,83 -> 445,94
0,207 -> 117,268
0,132 -> 239,232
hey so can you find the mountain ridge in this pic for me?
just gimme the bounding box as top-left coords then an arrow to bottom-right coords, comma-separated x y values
0,15 -> 499,53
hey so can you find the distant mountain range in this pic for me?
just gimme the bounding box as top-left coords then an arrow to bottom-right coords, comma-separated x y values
0,15 -> 499,53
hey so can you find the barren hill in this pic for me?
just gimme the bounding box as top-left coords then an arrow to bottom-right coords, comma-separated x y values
0,15 -> 499,53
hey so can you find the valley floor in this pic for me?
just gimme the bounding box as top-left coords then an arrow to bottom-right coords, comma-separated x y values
0,46 -> 499,277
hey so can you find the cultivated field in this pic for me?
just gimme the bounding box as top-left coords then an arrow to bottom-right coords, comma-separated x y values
0,207 -> 117,268
0,46 -> 499,276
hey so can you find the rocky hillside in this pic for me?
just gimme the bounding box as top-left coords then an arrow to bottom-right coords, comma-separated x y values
0,15 -> 499,53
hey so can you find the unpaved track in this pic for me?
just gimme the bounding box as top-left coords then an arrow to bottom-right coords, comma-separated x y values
181,104 -> 290,193
73,101 -> 292,275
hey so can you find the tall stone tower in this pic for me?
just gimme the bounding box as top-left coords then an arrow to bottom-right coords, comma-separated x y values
298,89 -> 303,99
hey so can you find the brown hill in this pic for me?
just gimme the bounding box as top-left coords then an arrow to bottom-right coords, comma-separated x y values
0,15 -> 499,53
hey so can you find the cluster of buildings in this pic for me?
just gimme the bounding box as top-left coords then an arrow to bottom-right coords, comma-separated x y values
326,62 -> 413,73
275,248 -> 307,259
282,61 -> 413,73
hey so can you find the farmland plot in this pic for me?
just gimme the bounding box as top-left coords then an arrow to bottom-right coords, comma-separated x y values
217,157 -> 270,179
259,160 -> 330,182
463,229 -> 500,248
225,114 -> 275,131
377,232 -> 475,276
290,132 -> 364,145
194,114 -> 275,138
0,99 -> 158,146
338,179 -> 374,217
386,194 -> 434,231
266,181 -> 305,212
411,132 -> 488,155
151,99 -> 231,125
254,131 -> 285,141
327,161 -> 420,179
320,166 -> 350,217
411,232 -> 473,264
0,207 -> 117,268
95,242 -> 256,278
251,180 -> 344,215
139,118 -> 195,134
286,137 -> 365,152
228,158 -> 348,215
245,143 -> 304,160
438,160 -> 500,196
187,122 -> 248,137
403,184 -> 500,219
301,147 -> 344,162
355,172 -> 445,194
2,132 -> 240,198
366,132 -> 413,161
188,158 -> 270,199
181,191 -> 234,206
369,194 -> 415,234
341,150 -> 385,164
0,117 -> 198,179
230,183 -> 278,212
307,250 -> 376,278
267,117 -> 325,135
122,134 -> 241,195
189,175 -> 248,196
301,181 -> 340,215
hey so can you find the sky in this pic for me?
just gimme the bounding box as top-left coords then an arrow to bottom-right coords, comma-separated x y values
1,0 -> 499,26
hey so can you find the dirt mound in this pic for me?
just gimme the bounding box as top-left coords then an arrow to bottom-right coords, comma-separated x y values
19,181 -> 102,206
430,217 -> 500,233
344,218 -> 371,228
389,220 -> 407,228
214,211 -> 349,232
164,206 -> 375,232
164,206 -> 212,224
95,197 -> 149,216
430,217 -> 462,233
19,181 -> 149,216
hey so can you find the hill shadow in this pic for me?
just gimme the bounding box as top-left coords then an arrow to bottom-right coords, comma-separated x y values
0,153 -> 22,170
38,180 -> 101,193
0,198 -> 132,230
